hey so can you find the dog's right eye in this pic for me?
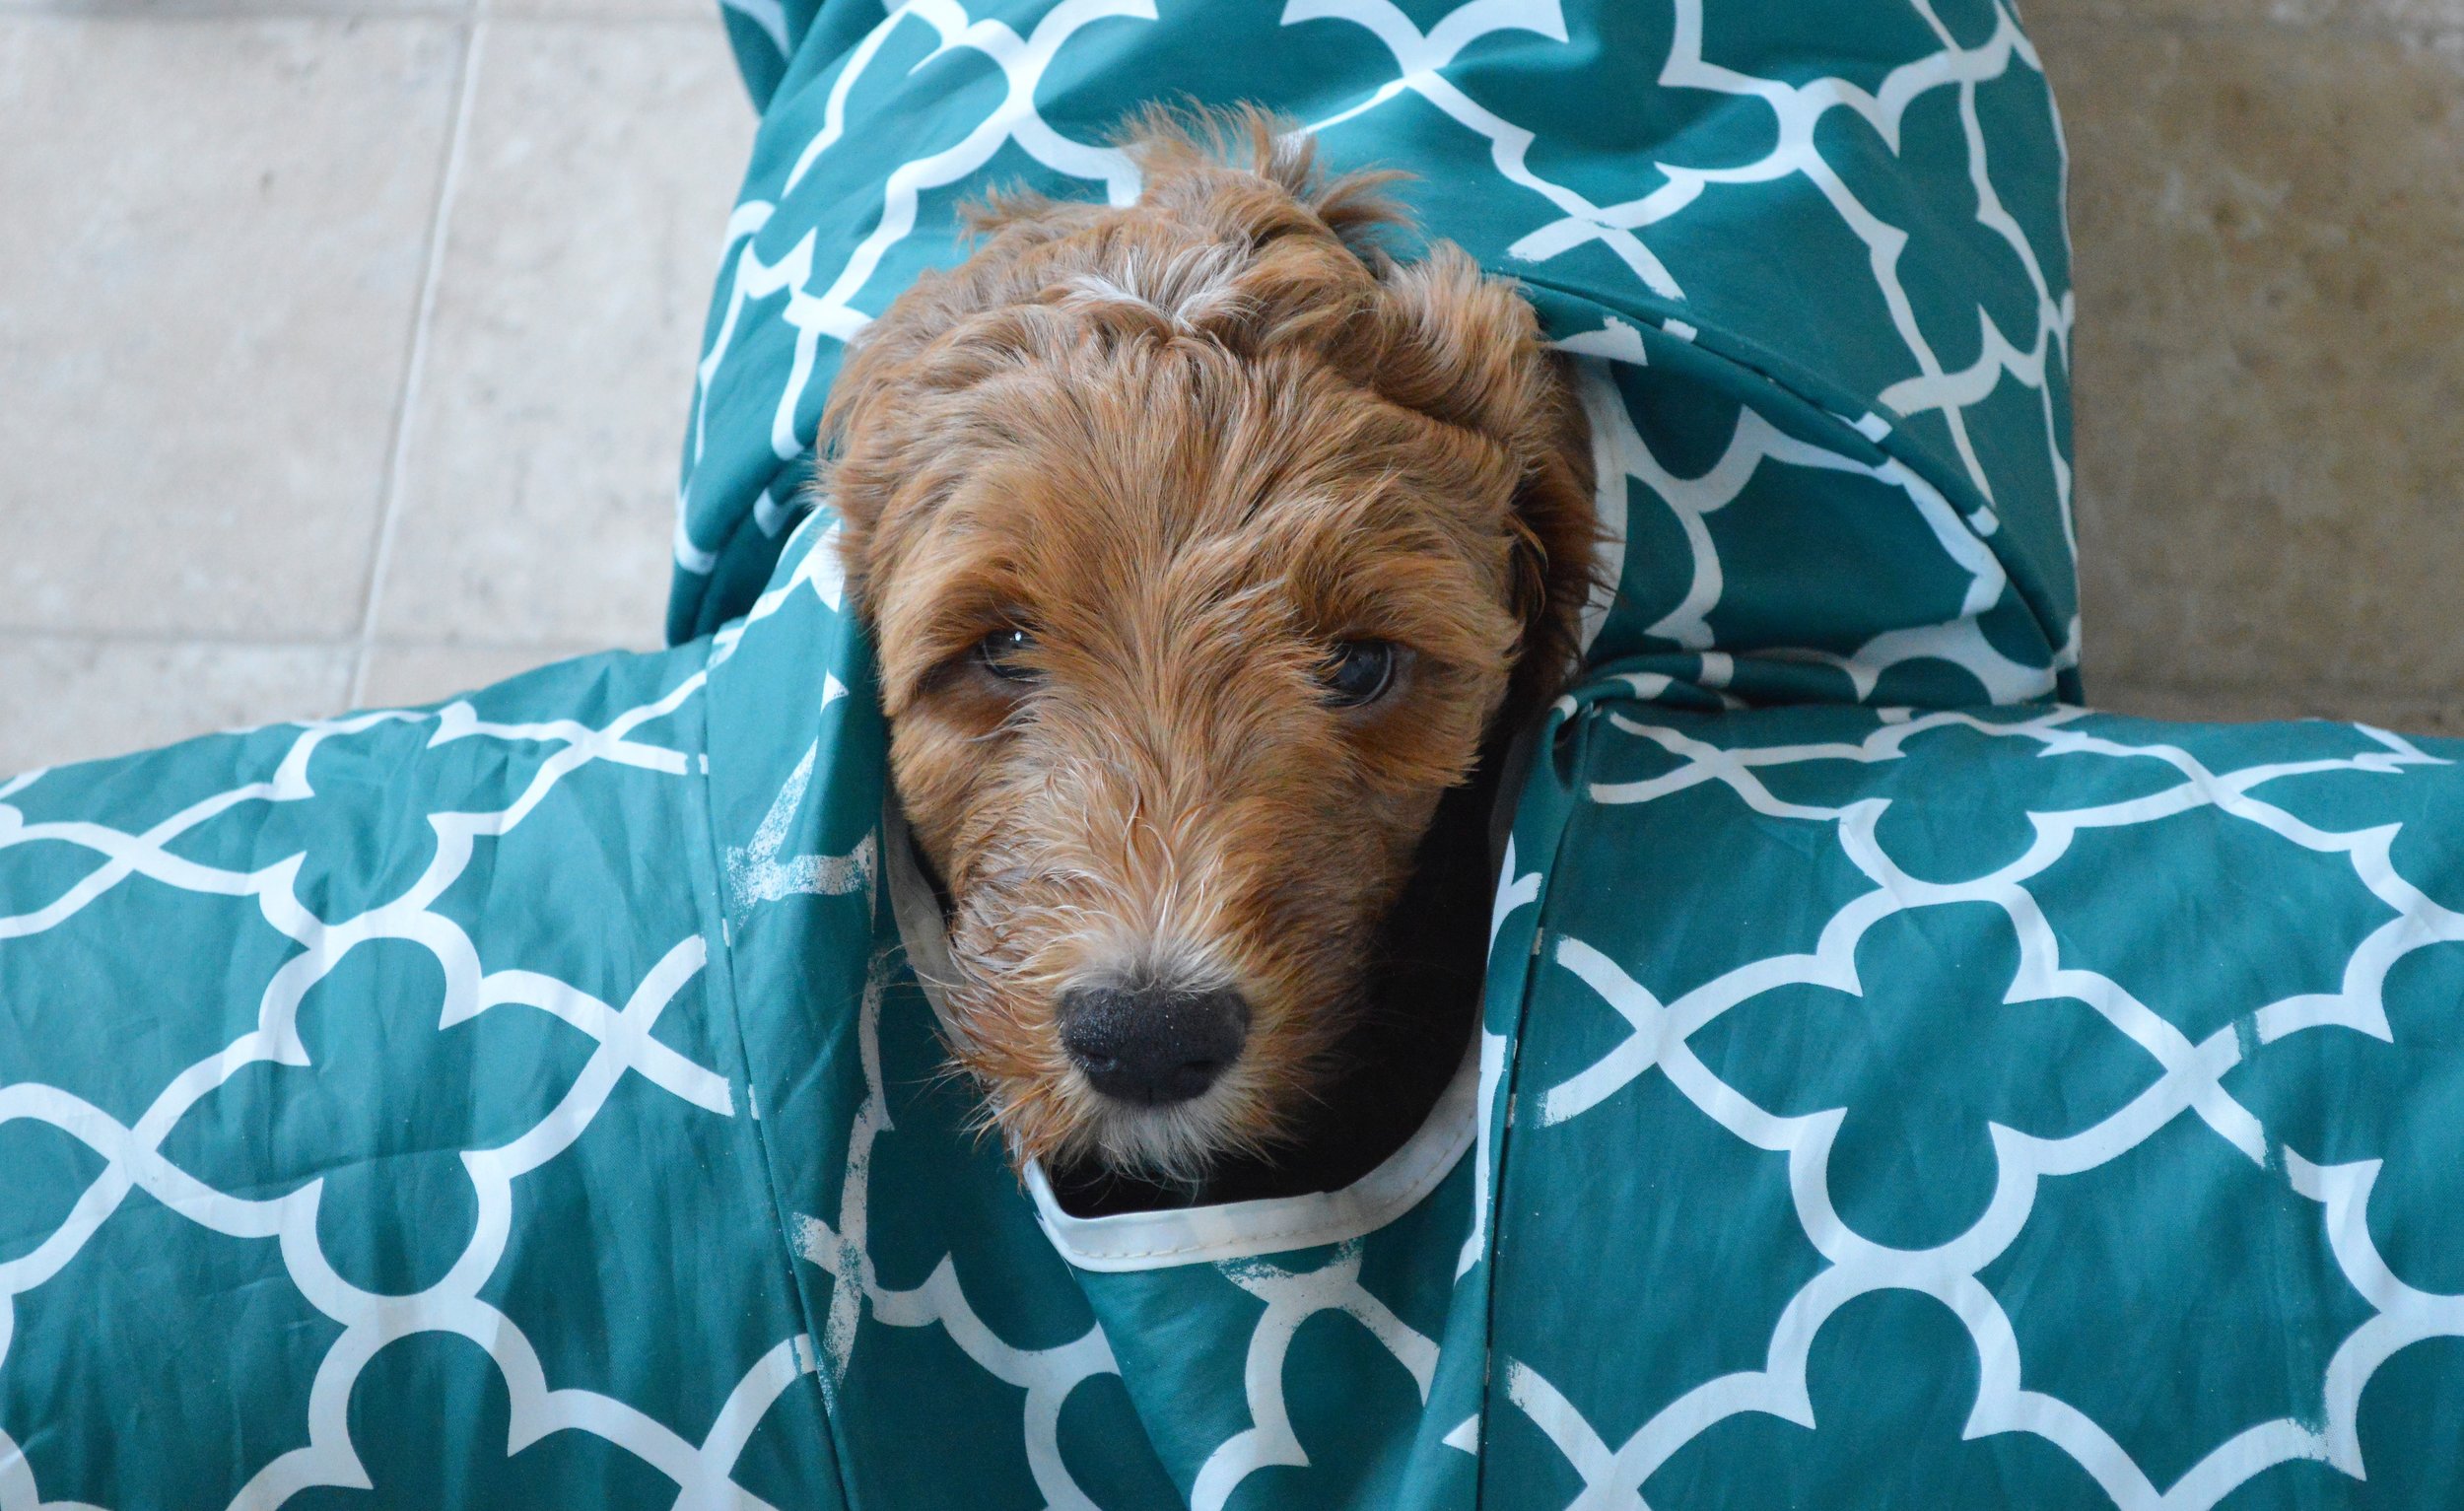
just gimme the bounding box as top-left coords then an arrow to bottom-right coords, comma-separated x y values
1319,639 -> 1397,708
975,626 -> 1042,683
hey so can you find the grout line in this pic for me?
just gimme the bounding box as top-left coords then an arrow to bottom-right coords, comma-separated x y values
482,7 -> 722,23
2088,682 -> 2464,716
0,625 -> 616,656
0,3 -> 476,19
2022,6 -> 2464,50
2090,671 -> 2464,694
0,1 -> 719,22
347,0 -> 491,709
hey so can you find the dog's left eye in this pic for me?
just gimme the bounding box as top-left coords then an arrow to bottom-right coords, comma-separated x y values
975,626 -> 1042,683
1319,640 -> 1397,707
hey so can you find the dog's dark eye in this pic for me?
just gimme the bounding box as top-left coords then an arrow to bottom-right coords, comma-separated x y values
975,626 -> 1041,683
1319,640 -> 1396,707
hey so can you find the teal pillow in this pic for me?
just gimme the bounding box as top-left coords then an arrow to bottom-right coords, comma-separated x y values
671,0 -> 2080,721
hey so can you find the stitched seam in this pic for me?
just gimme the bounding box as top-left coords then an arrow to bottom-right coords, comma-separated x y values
1039,1092 -> 1477,1266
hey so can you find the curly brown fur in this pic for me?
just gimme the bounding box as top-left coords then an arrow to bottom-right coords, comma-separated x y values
822,104 -> 1597,1183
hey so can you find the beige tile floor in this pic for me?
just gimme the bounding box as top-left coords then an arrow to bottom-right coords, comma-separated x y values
2035,0 -> 2464,735
0,0 -> 752,772
3,1 -> 2462,775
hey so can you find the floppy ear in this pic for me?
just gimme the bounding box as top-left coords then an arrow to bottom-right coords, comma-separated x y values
1371,243 -> 1602,722
815,195 -> 1098,617
812,302 -> 950,619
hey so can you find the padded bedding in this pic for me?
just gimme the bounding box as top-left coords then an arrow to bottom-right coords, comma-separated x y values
11,1 -> 2464,1507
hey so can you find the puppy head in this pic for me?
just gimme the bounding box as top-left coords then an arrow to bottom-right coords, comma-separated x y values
824,107 -> 1596,1180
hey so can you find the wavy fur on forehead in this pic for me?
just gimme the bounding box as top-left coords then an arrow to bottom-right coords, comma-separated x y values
819,103 -> 1598,721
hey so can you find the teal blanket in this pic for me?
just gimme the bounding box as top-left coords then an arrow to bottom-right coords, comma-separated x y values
13,2 -> 2464,1507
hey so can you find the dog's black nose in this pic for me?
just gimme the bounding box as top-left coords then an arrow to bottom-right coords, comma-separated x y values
1059,985 -> 1250,1106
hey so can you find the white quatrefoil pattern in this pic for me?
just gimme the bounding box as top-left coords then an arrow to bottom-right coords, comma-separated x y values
0,626 -> 851,1506
670,0 -> 2081,718
1485,699 -> 2464,1508
14,0 -> 2464,1507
